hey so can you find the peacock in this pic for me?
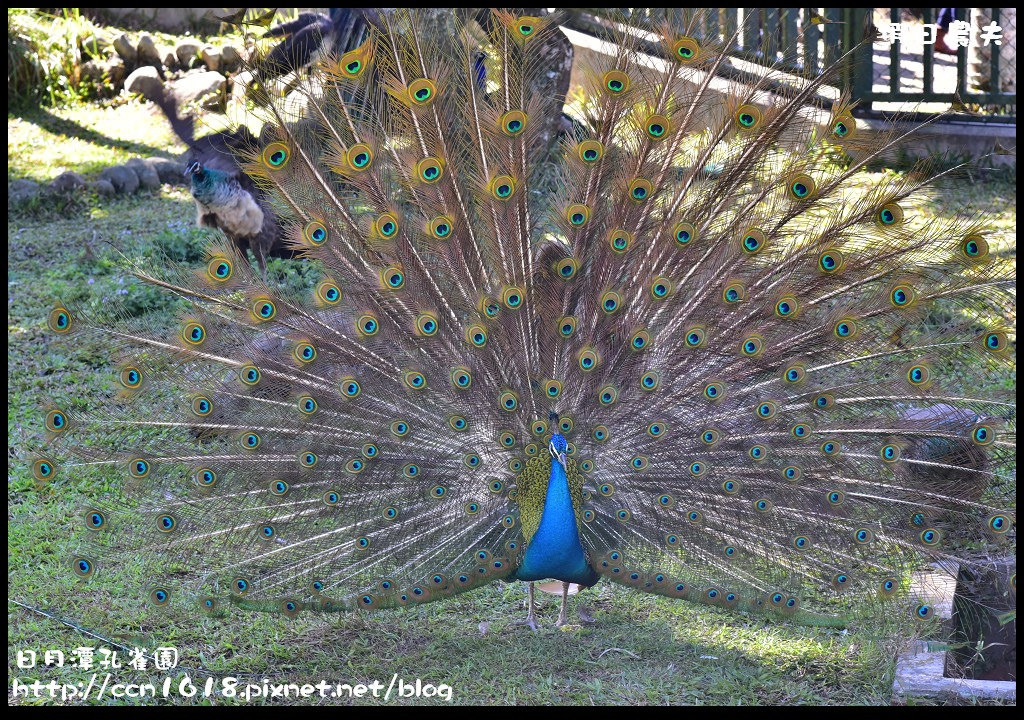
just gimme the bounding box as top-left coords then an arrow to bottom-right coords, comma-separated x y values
154,87 -> 288,272
253,8 -> 370,83
39,9 -> 1015,636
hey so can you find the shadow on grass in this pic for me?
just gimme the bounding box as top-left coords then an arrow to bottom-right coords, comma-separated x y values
7,580 -> 904,705
8,105 -> 178,162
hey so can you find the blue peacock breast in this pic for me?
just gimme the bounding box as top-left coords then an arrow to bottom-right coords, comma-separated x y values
513,435 -> 598,585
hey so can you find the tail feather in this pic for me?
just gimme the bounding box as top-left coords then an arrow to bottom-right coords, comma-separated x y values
40,9 -> 1014,627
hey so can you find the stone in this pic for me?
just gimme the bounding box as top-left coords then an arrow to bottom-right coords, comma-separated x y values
220,45 -> 242,73
83,8 -> 228,34
161,47 -> 178,70
110,57 -> 127,85
112,34 -> 136,65
136,34 -> 162,66
48,171 -> 86,194
79,33 -> 109,60
82,58 -> 109,84
124,66 -> 162,101
230,70 -> 255,104
176,40 -> 202,67
88,179 -> 116,197
269,73 -> 298,98
200,45 -> 222,72
281,88 -> 310,116
126,158 -> 161,191
145,157 -> 187,185
82,57 -> 126,89
171,71 -> 226,110
8,179 -> 40,206
99,165 -> 140,195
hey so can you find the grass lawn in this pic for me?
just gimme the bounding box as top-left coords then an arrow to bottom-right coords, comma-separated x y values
8,100 -> 1016,706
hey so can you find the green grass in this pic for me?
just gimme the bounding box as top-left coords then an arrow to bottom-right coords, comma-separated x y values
8,103 -> 183,183
8,8 -> 106,107
8,102 -> 1016,706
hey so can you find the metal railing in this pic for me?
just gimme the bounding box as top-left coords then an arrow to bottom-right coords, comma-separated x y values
849,8 -> 1015,117
564,8 -> 1016,122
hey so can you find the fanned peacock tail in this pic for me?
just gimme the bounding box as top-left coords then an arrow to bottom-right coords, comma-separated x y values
39,9 -> 1014,627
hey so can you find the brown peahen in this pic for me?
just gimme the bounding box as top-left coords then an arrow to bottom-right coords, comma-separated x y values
40,9 -> 1015,634
154,87 -> 288,272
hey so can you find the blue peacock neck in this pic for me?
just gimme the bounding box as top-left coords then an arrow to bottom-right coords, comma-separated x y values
513,446 -> 598,585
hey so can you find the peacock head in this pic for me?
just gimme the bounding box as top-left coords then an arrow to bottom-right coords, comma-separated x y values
548,433 -> 568,472
185,161 -> 230,200
184,160 -> 204,179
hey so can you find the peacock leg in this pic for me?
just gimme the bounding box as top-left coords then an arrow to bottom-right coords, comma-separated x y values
511,581 -> 540,631
577,584 -> 596,624
555,581 -> 570,626
577,603 -> 596,625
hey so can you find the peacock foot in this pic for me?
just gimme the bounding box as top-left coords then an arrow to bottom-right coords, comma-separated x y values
577,606 -> 596,625
512,613 -> 541,632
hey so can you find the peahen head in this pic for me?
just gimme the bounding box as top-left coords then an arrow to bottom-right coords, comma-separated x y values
184,160 -> 231,203
548,433 -> 568,471
184,159 -> 203,180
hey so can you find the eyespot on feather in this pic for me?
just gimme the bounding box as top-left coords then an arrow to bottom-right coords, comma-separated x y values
817,249 -> 845,274
380,266 -> 405,290
608,228 -> 632,254
959,233 -> 989,261
672,222 -> 697,247
337,43 -> 371,79
740,228 -> 766,255
644,115 -> 670,141
48,306 -> 73,334
787,173 -> 815,201
426,215 -> 454,240
415,157 -> 444,184
261,142 -> 290,170
735,104 -> 762,130
345,143 -> 373,172
500,109 -> 528,136
316,280 -> 341,306
628,178 -> 654,202
407,78 -> 437,106
303,220 -> 329,246
671,36 -> 700,62
566,204 -> 590,227
512,15 -> 543,39
602,69 -> 630,95
876,202 -> 904,227
489,175 -> 517,200
581,348 -> 602,372
831,112 -> 856,140
577,140 -> 604,164
206,256 -> 234,282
